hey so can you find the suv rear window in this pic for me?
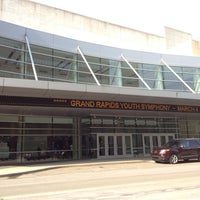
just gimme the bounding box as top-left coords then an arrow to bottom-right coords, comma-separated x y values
189,140 -> 199,148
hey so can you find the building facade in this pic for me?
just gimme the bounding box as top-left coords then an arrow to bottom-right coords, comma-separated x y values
0,0 -> 200,164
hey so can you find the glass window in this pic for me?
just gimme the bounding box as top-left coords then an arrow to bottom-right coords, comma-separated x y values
102,118 -> 113,125
24,116 -> 52,123
53,50 -> 77,82
53,117 -> 73,124
1,36 -> 200,93
136,119 -> 145,126
77,56 -> 96,84
121,61 -> 139,87
0,115 -> 18,122
161,136 -> 166,146
0,37 -> 27,79
99,136 -> 105,156
0,114 -> 20,161
91,118 -> 102,126
124,119 -> 136,126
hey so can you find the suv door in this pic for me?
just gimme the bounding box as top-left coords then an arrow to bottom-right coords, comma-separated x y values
178,140 -> 191,160
188,140 -> 200,159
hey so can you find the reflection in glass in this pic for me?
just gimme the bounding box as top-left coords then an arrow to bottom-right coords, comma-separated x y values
152,136 -> 158,148
125,136 -> 131,154
161,136 -> 166,146
108,136 -> 114,155
99,136 -> 105,156
117,136 -> 123,155
144,136 -> 150,154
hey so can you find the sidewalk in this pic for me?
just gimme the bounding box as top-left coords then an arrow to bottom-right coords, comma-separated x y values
0,158 -> 152,177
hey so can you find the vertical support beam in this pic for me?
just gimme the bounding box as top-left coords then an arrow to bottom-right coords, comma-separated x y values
75,116 -> 81,159
194,68 -> 200,93
109,60 -> 122,86
155,65 -> 164,90
72,54 -> 77,83
77,46 -> 100,86
121,54 -> 151,90
161,58 -> 195,94
20,43 -> 25,79
25,35 -> 38,81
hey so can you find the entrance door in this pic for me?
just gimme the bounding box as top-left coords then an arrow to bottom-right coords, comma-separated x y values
97,134 -> 133,159
143,134 -> 175,156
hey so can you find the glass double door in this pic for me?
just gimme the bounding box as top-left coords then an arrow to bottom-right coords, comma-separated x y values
97,134 -> 133,159
143,134 -> 175,156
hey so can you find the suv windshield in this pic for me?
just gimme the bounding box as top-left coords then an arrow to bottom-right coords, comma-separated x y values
163,140 -> 179,148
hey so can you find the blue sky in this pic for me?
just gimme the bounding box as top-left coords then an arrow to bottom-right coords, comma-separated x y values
32,0 -> 200,39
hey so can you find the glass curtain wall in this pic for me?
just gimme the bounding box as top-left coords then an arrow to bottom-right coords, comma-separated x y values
23,116 -> 76,162
0,38 -> 27,79
1,113 -> 200,164
1,37 -> 200,93
81,116 -> 180,158
0,115 -> 20,162
178,118 -> 200,138
0,114 -> 76,164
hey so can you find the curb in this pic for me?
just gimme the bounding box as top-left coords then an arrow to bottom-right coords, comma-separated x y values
0,158 -> 152,178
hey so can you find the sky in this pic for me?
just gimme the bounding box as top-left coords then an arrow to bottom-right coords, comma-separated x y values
32,0 -> 200,40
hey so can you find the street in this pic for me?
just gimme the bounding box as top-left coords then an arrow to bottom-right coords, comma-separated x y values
1,160 -> 200,199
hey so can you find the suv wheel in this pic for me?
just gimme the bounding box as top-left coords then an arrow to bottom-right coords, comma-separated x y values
169,154 -> 178,164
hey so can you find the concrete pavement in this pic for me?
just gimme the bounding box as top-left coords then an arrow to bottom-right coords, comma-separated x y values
0,158 -> 152,177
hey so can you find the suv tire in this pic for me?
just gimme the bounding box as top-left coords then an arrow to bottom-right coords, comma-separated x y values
169,154 -> 178,164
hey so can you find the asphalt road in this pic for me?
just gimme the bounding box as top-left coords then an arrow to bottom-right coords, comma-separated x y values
1,160 -> 200,199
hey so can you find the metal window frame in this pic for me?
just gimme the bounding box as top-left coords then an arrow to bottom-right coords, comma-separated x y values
25,35 -> 38,81
121,54 -> 151,90
77,46 -> 100,86
161,58 -> 195,94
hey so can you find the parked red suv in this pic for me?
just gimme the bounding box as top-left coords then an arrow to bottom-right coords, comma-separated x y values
151,138 -> 200,164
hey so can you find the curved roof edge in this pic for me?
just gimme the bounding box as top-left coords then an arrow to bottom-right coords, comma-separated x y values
0,78 -> 199,106
1,20 -> 200,67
